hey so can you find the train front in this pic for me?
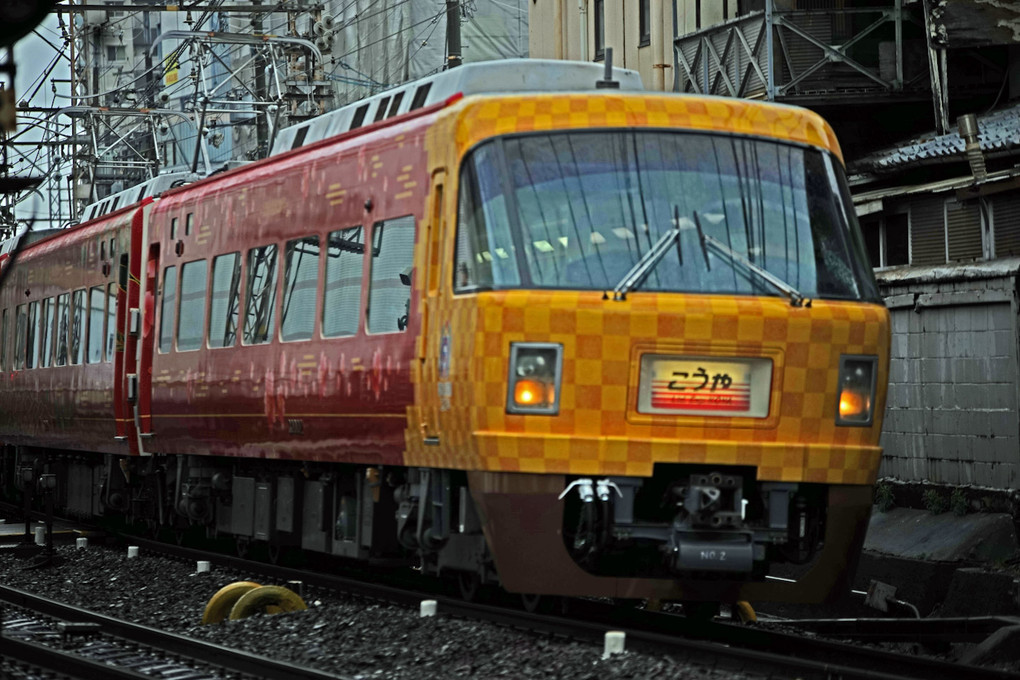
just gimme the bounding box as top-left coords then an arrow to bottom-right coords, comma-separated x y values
415,92 -> 889,604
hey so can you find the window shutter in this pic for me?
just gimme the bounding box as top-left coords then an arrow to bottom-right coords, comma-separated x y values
946,199 -> 982,262
910,195 -> 946,265
993,193 -> 1020,258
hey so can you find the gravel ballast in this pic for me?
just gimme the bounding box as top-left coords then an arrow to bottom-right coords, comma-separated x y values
0,544 -> 767,679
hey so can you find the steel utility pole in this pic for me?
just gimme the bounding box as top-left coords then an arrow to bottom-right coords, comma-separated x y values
446,0 -> 461,69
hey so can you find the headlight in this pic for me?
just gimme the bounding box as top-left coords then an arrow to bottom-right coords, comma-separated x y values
836,355 -> 877,426
507,343 -> 562,415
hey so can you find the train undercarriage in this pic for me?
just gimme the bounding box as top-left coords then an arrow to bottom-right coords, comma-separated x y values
1,446 -> 847,605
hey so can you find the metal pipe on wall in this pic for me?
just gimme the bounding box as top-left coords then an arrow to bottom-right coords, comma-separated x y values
579,0 -> 588,62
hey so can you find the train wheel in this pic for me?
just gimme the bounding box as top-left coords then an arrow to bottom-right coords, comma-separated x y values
682,601 -> 720,622
457,571 -> 481,602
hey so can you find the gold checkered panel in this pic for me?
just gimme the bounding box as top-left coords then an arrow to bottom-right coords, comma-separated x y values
451,93 -> 843,163
404,91 -> 888,486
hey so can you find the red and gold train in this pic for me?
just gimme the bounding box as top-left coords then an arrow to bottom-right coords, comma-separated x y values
0,60 -> 888,610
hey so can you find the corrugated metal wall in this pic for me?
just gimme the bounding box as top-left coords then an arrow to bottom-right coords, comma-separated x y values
877,268 -> 1020,489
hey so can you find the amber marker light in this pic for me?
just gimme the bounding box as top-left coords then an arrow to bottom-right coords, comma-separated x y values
514,379 -> 546,407
507,343 -> 563,415
836,356 -> 877,426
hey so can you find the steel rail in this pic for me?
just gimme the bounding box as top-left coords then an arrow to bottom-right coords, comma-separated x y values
780,615 -> 1020,642
0,585 -> 342,680
0,635 -> 152,680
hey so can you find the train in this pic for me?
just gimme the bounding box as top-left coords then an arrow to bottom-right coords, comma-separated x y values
0,59 -> 889,613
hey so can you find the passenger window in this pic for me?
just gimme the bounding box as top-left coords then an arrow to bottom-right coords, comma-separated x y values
281,236 -> 320,342
27,301 -> 40,369
177,259 -> 208,351
39,298 -> 55,368
170,217 -> 178,240
106,283 -> 117,361
0,308 -> 7,371
209,252 -> 241,348
323,226 -> 365,337
367,216 -> 415,334
243,245 -> 278,345
86,286 -> 105,364
185,213 -> 194,236
55,293 -> 70,366
159,266 -> 177,353
14,304 -> 26,369
70,290 -> 85,365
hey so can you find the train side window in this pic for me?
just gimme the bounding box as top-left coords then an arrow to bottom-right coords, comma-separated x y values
55,293 -> 70,366
39,297 -> 55,368
105,283 -> 117,361
0,308 -> 7,371
26,302 -> 40,369
159,266 -> 178,353
86,286 -> 105,364
209,252 -> 241,348
243,244 -> 278,345
281,235 -> 320,342
70,290 -> 86,365
170,217 -> 178,240
323,226 -> 365,338
185,213 -> 194,237
410,83 -> 431,110
367,216 -> 415,334
177,259 -> 208,351
14,304 -> 26,370
100,240 -> 106,260
350,104 -> 369,130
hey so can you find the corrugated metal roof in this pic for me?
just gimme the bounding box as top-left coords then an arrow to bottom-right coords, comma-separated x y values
875,256 -> 1020,286
851,167 -> 1020,205
851,102 -> 1020,174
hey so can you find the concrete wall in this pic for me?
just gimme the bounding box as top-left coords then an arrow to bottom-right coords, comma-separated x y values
876,261 -> 1020,489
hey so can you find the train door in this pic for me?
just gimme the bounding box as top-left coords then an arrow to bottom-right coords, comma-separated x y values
418,169 -> 446,447
134,241 -> 159,453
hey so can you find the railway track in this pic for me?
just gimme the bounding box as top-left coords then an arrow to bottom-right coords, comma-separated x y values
0,585 -> 343,680
125,535 -> 1020,680
2,510 -> 1019,680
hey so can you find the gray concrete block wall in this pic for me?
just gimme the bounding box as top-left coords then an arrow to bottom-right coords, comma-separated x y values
876,268 -> 1020,489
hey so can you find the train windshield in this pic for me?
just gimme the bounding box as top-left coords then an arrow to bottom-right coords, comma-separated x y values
455,130 -> 879,301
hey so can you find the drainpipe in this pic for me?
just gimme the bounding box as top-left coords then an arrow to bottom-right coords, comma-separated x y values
958,113 -> 987,182
579,0 -> 588,62
652,0 -> 665,91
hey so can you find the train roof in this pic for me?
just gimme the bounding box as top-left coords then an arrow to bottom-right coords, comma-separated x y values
269,59 -> 644,156
77,171 -> 200,225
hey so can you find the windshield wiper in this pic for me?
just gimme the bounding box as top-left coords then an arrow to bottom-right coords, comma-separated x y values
699,232 -> 810,307
612,219 -> 681,301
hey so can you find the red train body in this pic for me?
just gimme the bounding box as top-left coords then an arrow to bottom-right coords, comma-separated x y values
0,61 -> 889,609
